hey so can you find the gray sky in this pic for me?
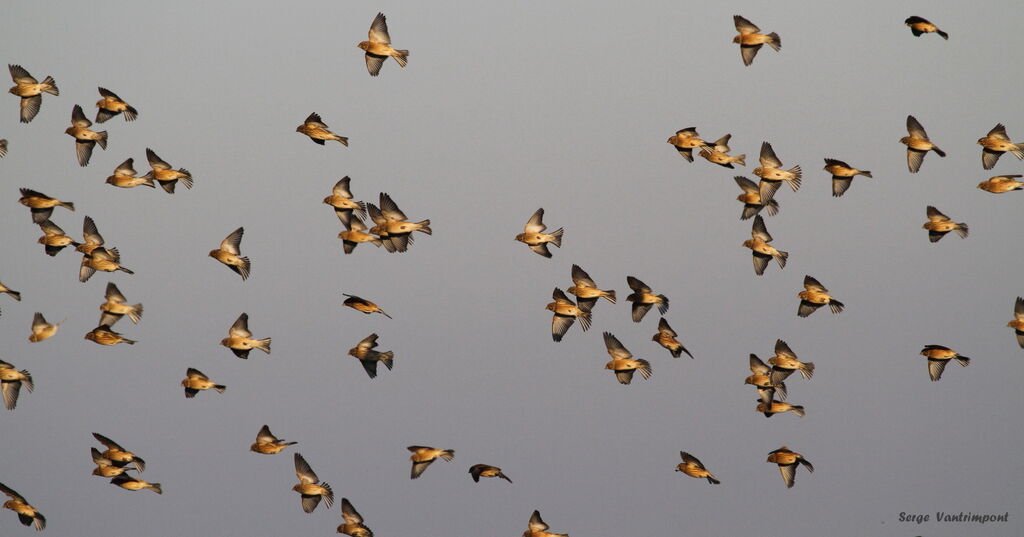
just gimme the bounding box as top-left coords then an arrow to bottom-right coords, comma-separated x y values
2,1 -> 1023,536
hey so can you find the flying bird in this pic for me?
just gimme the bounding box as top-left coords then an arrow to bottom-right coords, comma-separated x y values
977,175 -> 1024,193
110,474 -> 162,494
920,345 -> 970,381
408,446 -> 454,479
342,294 -> 392,319
8,64 -> 58,123
625,276 -> 669,322
98,282 -> 143,327
19,188 -> 74,224
181,368 -> 226,398
358,12 -> 409,76
923,206 -> 967,243
469,464 -> 513,483
250,425 -> 297,455
91,447 -> 136,478
65,104 -> 107,166
734,175 -> 779,220
822,158 -> 872,197
666,128 -> 708,162
28,312 -> 63,343
376,192 -> 431,252
296,112 -> 348,146
1008,297 -> 1024,349
0,282 -> 21,301
209,227 -> 250,280
94,87 -> 137,123
515,208 -> 563,258
220,313 -> 271,359
756,400 -> 806,418
0,139 -> 7,158
337,498 -> 374,537
698,134 -> 746,168
92,432 -> 146,472
676,452 -> 720,484
143,148 -> 192,193
901,115 -> 945,173
106,158 -> 155,189
753,142 -> 801,201
652,317 -> 693,358
337,215 -> 382,254
733,15 -> 780,66
797,275 -> 844,317
80,247 -> 134,282
745,354 -> 787,408
293,453 -> 334,513
546,287 -> 592,342
0,482 -> 45,530
36,219 -> 79,256
905,16 -> 948,39
0,360 -> 33,410
977,123 -> 1024,170
742,215 -> 788,276
323,177 -> 367,228
347,333 -> 394,379
565,264 -> 615,312
766,446 -> 813,488
523,510 -> 568,537
602,332 -> 652,385
84,324 -> 136,346
767,339 -> 814,385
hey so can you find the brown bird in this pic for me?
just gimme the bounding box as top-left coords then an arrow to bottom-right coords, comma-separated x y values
757,400 -> 806,418
523,510 -> 568,537
515,208 -> 563,258
625,276 -> 669,322
377,192 -> 431,251
80,247 -> 134,282
76,215 -> 107,259
110,474 -> 162,494
675,451 -> 720,484
337,498 -> 374,537
797,275 -> 844,317
250,425 -> 297,455
0,360 -> 33,410
359,12 -> 409,76
347,333 -> 394,379
91,447 -> 136,478
766,446 -> 813,488
1008,297 -> 1024,349
365,202 -> 399,253
745,354 -> 787,408
734,175 -> 779,220
667,128 -> 708,162
8,64 -> 58,123
220,313 -> 271,359
923,206 -> 968,243
65,104 -> 107,166
905,16 -> 948,39
733,15 -> 780,66
742,215 -> 788,276
28,312 -> 63,343
92,432 -> 146,472
753,142 -> 801,201
566,264 -> 616,313
296,112 -> 348,146
0,281 -> 21,302
978,123 -> 1024,170
209,227 -> 250,280
37,219 -> 79,256
901,115 -> 945,173
342,294 -> 392,319
603,331 -> 652,385
767,339 -> 814,385
98,282 -> 143,327
823,158 -> 872,197
143,148 -> 192,193
469,464 -> 512,483
0,139 -> 6,158
338,215 -> 382,254
698,134 -> 746,168
181,368 -> 226,398
19,188 -> 74,224
106,158 -> 155,189
324,176 -> 367,228
94,87 -> 138,123
85,324 -> 136,346
977,175 -> 1024,194
293,453 -> 334,513
546,287 -> 592,342
0,482 -> 45,531
408,446 -> 454,479
652,317 -> 692,358
920,345 -> 970,381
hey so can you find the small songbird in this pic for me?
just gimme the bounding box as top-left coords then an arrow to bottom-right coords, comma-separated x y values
408,445 -> 455,479
515,208 -> 563,258
675,452 -> 720,484
65,104 -> 108,166
91,447 -> 136,477
293,453 -> 334,513
347,333 -> 394,379
338,216 -> 382,254
209,227 -> 250,280
365,203 -> 399,253
753,142 -> 801,201
767,339 -> 814,385
19,188 -> 75,224
978,123 -> 1024,170
625,276 -> 669,322
523,510 -> 567,537
923,206 -> 968,243
742,215 -> 788,276
920,345 -> 970,381
28,312 -> 64,343
698,134 -> 746,168
977,175 -> 1024,194
181,368 -> 226,398
85,324 -> 136,346
92,432 -> 146,472
99,282 -> 143,327
0,482 -> 45,530
81,247 -> 134,282
797,275 -> 844,317
250,425 -> 297,455
110,474 -> 162,494
652,317 -> 693,358
342,294 -> 392,319
602,331 -> 652,385
469,464 -> 513,483
901,115 -> 945,173
337,498 -> 374,537
37,219 -> 79,256
905,16 -> 948,40
546,287 -> 592,342
220,313 -> 271,359
106,158 -> 155,189
76,215 -> 108,259
766,446 -> 813,488
94,87 -> 138,123
566,264 -> 616,313
745,354 -> 787,408
324,176 -> 367,228
0,360 -> 33,410
1008,297 -> 1024,349
823,158 -> 873,198
377,192 -> 431,251
359,12 -> 409,76
143,148 -> 192,193
0,139 -> 7,157
0,282 -> 21,301
667,128 -> 708,162
734,175 -> 779,220
8,64 -> 58,123
733,15 -> 780,66
297,112 -> 348,146
757,400 -> 806,418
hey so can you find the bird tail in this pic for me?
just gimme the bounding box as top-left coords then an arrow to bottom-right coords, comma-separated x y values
381,351 -> 394,371
257,337 -> 272,354
791,405 -> 806,417
860,170 -> 873,178
828,299 -> 845,314
734,154 -> 746,167
238,257 -> 251,280
150,483 -> 163,494
439,450 -> 455,461
577,311 -> 593,331
61,201 -> 75,211
321,482 -> 335,508
786,166 -> 802,190
335,136 -> 349,147
118,266 -> 134,275
955,355 -> 970,367
214,384 -> 226,393
393,50 -> 409,67
636,359 -> 653,380
955,224 -> 968,239
123,337 -> 137,345
767,32 -> 781,51
96,131 -> 108,150
707,474 -> 721,485
128,304 -> 144,323
42,76 -> 59,95
937,29 -> 949,40
123,106 -> 138,122
415,220 -> 432,235
933,146 -> 947,157
550,227 -> 564,248
4,290 -> 21,301
141,176 -> 156,188
657,295 -> 669,315
774,251 -> 788,269
1011,145 -> 1024,160
19,370 -> 34,392
603,290 -> 617,304
178,169 -> 194,189
799,361 -> 815,379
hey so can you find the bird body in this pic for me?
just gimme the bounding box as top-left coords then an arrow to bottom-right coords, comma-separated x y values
742,215 -> 787,275
221,313 -> 270,359
297,113 -> 348,146
348,333 -> 394,378
408,445 -> 454,479
767,339 -> 813,385
565,265 -> 615,312
29,312 -> 63,342
469,464 -> 512,483
923,206 -> 967,242
667,128 -> 707,162
766,446 -> 813,488
65,104 -> 107,166
652,317 -> 692,358
515,208 -> 562,258
210,227 -> 250,280
181,368 -> 226,398
143,148 -> 192,193
797,275 -> 844,317
0,482 -> 45,530
111,474 -> 162,494
603,332 -> 652,385
676,452 -> 720,484
905,16 -> 948,39
85,324 -> 136,346
920,345 -> 970,381
358,13 -> 409,76
0,360 -> 33,410
8,64 -> 58,123
978,123 -> 1024,169
901,115 -> 945,173
546,288 -> 592,341
250,425 -> 297,454
293,453 -> 334,513
733,15 -> 780,66
95,87 -> 137,122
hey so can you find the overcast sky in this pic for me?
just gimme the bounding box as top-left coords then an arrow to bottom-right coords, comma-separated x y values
2,1 -> 1023,536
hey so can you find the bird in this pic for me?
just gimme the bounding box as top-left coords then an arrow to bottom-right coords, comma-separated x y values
625,276 -> 669,322
652,317 -> 693,358
220,313 -> 271,359
376,192 -> 431,252
28,312 -> 63,343
209,227 -> 250,280
1008,297 -> 1024,349
365,202 -> 400,253
767,339 -> 814,385
296,113 -> 348,146
80,247 -> 134,282
143,148 -> 192,193
734,175 -> 780,220
901,115 -> 945,173
347,333 -> 394,379
323,177 -> 367,228
823,158 -> 872,197
110,474 -> 162,494
745,354 -> 787,408
733,15 -> 780,66
181,368 -> 226,398
753,142 -> 801,201
977,124 -> 1024,170
36,219 -> 79,256
337,216 -> 382,254
98,282 -> 143,327
797,275 -> 845,317
91,447 -> 136,478
76,214 -> 108,259
0,482 -> 45,530
250,425 -> 297,455
602,332 -> 652,385
342,294 -> 392,319
469,464 -> 513,483
756,400 -> 806,418
742,215 -> 788,276
408,446 -> 454,479
675,452 -> 720,484
92,432 -> 145,472
565,264 -> 616,312
106,158 -> 155,189
546,287 -> 592,342
19,188 -> 74,224
293,453 -> 334,513
358,12 -> 409,76
0,139 -> 7,158
666,128 -> 708,162
337,498 -> 374,537
523,510 -> 568,537
94,87 -> 138,123
977,175 -> 1024,193
698,134 -> 746,168
8,64 -> 58,123
920,345 -> 970,381
0,360 -> 33,410
84,324 -> 136,346
65,104 -> 108,166
766,446 -> 813,488
515,208 -> 563,258
923,206 -> 968,243
905,16 -> 948,39
0,282 -> 21,301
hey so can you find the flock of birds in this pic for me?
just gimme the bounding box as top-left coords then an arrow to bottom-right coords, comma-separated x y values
1,10 -> 1023,536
